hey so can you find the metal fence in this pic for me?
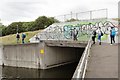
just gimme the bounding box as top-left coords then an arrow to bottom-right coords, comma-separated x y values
54,9 -> 108,22
72,36 -> 92,79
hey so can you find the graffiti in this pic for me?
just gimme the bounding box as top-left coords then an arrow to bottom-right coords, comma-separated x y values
30,19 -> 118,42
63,21 -> 117,40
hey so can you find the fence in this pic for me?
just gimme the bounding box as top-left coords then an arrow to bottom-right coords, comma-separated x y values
54,9 -> 108,22
72,36 -> 92,79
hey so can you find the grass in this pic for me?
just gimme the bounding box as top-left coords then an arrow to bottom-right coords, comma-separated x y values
78,34 -> 90,41
77,34 -> 108,42
0,30 -> 42,45
96,34 -> 108,41
101,34 -> 108,40
0,29 -> 108,45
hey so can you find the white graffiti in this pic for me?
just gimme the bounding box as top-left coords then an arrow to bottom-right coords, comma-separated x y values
29,19 -> 118,43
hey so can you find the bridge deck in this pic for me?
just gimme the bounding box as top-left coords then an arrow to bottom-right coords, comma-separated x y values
85,43 -> 118,78
45,40 -> 87,48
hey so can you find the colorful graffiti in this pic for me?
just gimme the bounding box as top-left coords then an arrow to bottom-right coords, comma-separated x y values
30,19 -> 118,42
63,21 -> 117,40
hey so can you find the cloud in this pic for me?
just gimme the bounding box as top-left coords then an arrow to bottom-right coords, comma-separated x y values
0,1 -> 48,25
0,0 -> 119,25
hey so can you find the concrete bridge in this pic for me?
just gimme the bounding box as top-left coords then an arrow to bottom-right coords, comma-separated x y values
0,40 -> 87,69
0,18 -> 119,79
72,40 -> 119,79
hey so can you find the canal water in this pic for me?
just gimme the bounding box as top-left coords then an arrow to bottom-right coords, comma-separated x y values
1,62 -> 79,79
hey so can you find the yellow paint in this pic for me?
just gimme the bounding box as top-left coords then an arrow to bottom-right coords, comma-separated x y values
40,49 -> 44,54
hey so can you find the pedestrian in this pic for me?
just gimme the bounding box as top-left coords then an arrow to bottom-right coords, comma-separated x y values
22,33 -> 26,44
35,34 -> 40,41
73,28 -> 78,41
92,29 -> 97,44
110,27 -> 116,45
96,27 -> 103,45
16,33 -> 20,43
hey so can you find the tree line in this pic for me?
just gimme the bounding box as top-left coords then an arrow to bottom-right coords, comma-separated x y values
0,16 -> 59,36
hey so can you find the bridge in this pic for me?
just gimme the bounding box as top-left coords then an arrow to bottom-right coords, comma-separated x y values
72,40 -> 118,79
0,18 -> 119,79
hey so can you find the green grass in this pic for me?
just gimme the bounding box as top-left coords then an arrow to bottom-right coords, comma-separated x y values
0,29 -> 108,45
77,34 -> 108,42
78,34 -> 90,41
96,34 -> 108,41
0,30 -> 42,45
101,34 -> 108,40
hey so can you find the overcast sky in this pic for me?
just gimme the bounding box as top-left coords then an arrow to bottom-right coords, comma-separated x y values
0,0 -> 119,25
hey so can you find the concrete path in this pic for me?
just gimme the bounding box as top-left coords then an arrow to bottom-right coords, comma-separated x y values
85,43 -> 118,78
103,35 -> 118,44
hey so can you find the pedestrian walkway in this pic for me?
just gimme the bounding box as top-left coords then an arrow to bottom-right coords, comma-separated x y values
85,43 -> 118,78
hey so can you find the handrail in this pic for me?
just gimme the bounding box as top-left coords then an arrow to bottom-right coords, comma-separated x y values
72,36 -> 92,79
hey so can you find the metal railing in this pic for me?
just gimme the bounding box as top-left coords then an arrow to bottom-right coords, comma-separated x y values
54,9 -> 108,22
72,36 -> 92,79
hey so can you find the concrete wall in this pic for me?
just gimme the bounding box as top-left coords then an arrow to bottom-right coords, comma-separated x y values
0,45 -> 3,65
3,43 -> 39,69
0,66 -> 2,79
43,46 -> 84,69
2,41 -> 85,69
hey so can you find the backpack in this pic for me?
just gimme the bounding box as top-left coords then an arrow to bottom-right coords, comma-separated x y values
93,31 -> 96,36
101,31 -> 103,36
111,29 -> 116,36
24,34 -> 26,38
16,34 -> 20,38
22,34 -> 26,38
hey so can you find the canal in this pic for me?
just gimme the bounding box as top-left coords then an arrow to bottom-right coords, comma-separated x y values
0,46 -> 85,79
1,62 -> 79,79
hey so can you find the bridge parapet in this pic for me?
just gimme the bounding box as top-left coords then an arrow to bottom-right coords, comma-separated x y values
30,18 -> 118,43
72,37 -> 92,79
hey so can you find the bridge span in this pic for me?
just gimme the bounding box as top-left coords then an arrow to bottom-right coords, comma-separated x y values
1,40 -> 87,69
0,18 -> 118,79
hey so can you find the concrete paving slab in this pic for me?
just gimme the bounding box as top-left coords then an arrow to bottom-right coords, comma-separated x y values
85,43 -> 118,78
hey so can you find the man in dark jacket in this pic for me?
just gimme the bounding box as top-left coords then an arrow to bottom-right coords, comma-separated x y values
22,33 -> 26,44
92,30 -> 96,44
16,33 -> 20,43
73,28 -> 78,41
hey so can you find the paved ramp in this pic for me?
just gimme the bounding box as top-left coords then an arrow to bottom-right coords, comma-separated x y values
85,43 -> 118,78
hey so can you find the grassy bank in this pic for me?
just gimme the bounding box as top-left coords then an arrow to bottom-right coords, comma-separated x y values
0,30 -> 42,45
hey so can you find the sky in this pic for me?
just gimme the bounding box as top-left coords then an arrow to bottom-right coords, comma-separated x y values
0,0 -> 119,25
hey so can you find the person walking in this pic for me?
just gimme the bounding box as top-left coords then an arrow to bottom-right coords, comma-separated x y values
22,33 -> 26,44
73,28 -> 78,41
97,27 -> 103,45
92,29 -> 97,44
16,33 -> 20,43
110,27 -> 116,45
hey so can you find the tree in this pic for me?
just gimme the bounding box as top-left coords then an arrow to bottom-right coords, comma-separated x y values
1,16 -> 60,36
0,20 -> 6,36
32,16 -> 60,30
3,22 -> 25,35
22,21 -> 34,31
46,17 -> 59,27
33,16 -> 48,30
66,18 -> 79,22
